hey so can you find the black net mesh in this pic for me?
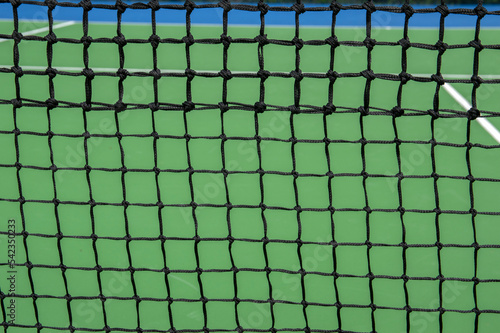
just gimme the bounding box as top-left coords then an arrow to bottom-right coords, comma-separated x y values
1,1 -> 500,333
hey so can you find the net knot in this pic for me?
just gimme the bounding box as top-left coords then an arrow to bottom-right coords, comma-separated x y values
399,71 -> 412,84
190,200 -> 198,208
254,102 -> 266,113
468,39 -> 483,51
10,0 -> 21,8
358,106 -> 369,116
50,164 -> 58,171
12,30 -> 23,43
11,66 -> 23,77
82,68 -> 94,79
434,40 -> 448,54
435,4 -> 449,17
362,1 -> 376,13
334,302 -> 342,309
473,308 -> 481,314
467,107 -> 480,120
183,101 -> 195,112
292,36 -> 304,50
81,35 -> 93,46
149,34 -> 161,48
218,102 -> 229,112
323,104 -> 335,115
122,200 -> 130,208
391,106 -> 404,117
218,0 -> 231,12
466,174 -> 475,182
184,0 -> 195,13
89,199 -> 96,207
364,206 -> 372,214
117,68 -> 129,80
428,109 -> 439,119
45,98 -> 58,110
289,105 -> 300,114
369,303 -> 376,311
114,101 -> 127,112
469,208 -> 478,217
45,32 -> 58,44
45,67 -> 57,79
149,103 -> 160,112
113,34 -> 127,47
472,277 -> 480,285
474,5 -> 488,19
79,0 -> 92,11
397,206 -> 405,214
259,203 -> 267,210
219,69 -> 233,80
325,35 -> 339,48
471,75 -> 483,88
148,0 -> 160,11
328,206 -> 335,213
404,305 -> 412,313
329,2 -> 342,15
361,69 -> 375,81
115,0 -> 127,13
257,69 -> 270,80
398,38 -> 411,50
291,3 -> 306,14
254,34 -> 269,46
45,0 -> 58,10
401,3 -> 414,17
220,34 -> 232,48
401,274 -> 409,282
431,74 -> 445,85
150,68 -> 162,80
185,68 -> 196,81
365,241 -> 372,249
363,37 -> 376,50
81,102 -> 92,111
326,70 -> 338,82
294,205 -> 302,213
258,2 -> 269,14
182,34 -> 195,46
290,70 -> 303,81
226,235 -> 234,243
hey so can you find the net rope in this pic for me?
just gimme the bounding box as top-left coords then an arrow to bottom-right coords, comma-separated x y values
1,1 -> 500,333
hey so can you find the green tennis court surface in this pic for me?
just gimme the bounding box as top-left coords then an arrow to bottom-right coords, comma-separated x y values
1,16 -> 500,333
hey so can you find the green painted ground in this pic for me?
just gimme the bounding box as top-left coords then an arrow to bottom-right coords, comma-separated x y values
1,20 -> 500,333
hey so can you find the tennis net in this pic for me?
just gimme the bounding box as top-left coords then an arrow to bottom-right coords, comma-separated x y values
1,1 -> 500,332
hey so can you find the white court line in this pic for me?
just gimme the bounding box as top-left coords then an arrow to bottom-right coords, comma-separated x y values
1,62 -> 499,143
2,65 -> 500,81
443,82 -> 500,144
0,21 -> 76,43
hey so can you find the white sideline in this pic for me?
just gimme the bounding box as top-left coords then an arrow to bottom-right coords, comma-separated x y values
443,82 -> 500,144
0,20 -> 76,43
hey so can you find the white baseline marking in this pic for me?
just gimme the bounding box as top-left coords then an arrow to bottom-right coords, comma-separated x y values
443,82 -> 500,144
0,21 -> 76,43
1,62 -> 499,143
2,66 -> 500,81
